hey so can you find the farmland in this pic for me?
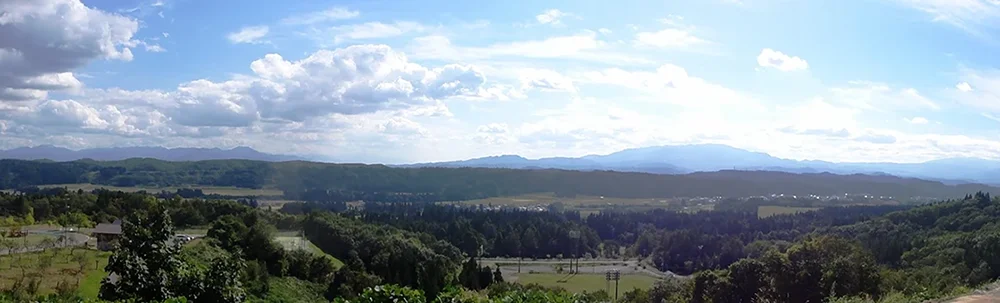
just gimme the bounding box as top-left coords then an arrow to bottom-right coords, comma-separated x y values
38,183 -> 284,197
0,248 -> 110,298
757,205 -> 821,218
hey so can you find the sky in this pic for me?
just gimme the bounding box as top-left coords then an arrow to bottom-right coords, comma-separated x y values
3,0 -> 1000,164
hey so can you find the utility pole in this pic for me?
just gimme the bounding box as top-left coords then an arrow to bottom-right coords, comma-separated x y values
569,230 -> 580,274
605,269 -> 620,301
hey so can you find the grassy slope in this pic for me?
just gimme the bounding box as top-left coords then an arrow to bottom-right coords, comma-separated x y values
274,236 -> 344,269
254,277 -> 326,303
0,248 -> 110,298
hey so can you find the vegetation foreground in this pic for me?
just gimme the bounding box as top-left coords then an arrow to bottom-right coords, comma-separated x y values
2,188 -> 1000,302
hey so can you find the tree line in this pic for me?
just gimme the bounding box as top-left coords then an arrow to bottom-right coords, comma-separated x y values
4,158 -> 999,201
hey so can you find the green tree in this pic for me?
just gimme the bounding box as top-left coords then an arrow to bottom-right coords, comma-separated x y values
99,206 -> 185,302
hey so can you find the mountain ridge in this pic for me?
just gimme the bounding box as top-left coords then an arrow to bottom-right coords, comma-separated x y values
402,144 -> 1000,185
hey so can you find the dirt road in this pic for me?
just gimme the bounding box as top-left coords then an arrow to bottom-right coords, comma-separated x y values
948,284 -> 1000,303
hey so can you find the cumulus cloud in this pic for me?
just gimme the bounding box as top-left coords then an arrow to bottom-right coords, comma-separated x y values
0,0 -> 139,102
227,26 -> 269,44
281,6 -> 359,25
757,48 -> 808,71
0,44 -> 498,151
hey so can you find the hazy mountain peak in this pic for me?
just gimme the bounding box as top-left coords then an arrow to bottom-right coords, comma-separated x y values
0,146 -> 305,162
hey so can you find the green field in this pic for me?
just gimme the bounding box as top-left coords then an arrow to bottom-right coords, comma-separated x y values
757,205 -> 821,218
445,192 -> 715,214
275,236 -> 344,269
38,183 -> 283,197
0,248 -> 111,298
516,273 -> 659,294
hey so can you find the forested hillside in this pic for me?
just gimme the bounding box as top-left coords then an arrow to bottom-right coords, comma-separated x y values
3,158 -> 999,202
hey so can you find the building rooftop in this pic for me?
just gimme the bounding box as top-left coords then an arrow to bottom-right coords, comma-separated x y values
93,219 -> 122,235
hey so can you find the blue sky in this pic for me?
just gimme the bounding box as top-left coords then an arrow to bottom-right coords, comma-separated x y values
3,0 -> 1000,163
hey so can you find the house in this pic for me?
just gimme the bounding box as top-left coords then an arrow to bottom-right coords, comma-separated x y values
93,219 -> 122,251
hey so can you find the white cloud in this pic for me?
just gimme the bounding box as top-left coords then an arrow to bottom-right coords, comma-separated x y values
756,48 -> 808,71
580,64 -> 758,109
982,113 -> 1000,123
854,132 -> 898,144
227,26 -> 269,44
518,69 -> 576,92
536,9 -> 572,25
893,0 -> 1000,38
633,16 -> 706,49
0,0 -> 138,102
475,123 -> 513,144
907,117 -> 929,124
953,68 -> 1000,115
331,22 -> 426,43
828,81 -> 939,111
0,45 -> 498,152
957,81 -> 973,92
634,28 -> 705,48
408,33 -> 651,65
281,7 -> 359,25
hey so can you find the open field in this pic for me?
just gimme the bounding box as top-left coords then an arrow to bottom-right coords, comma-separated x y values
38,183 -> 284,197
516,273 -> 659,294
275,236 -> 344,268
444,192 -> 715,214
449,193 -> 670,208
757,205 -> 821,218
0,248 -> 110,298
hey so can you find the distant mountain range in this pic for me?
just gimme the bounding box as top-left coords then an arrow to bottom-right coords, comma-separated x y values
402,144 -> 1000,185
0,145 -> 305,162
